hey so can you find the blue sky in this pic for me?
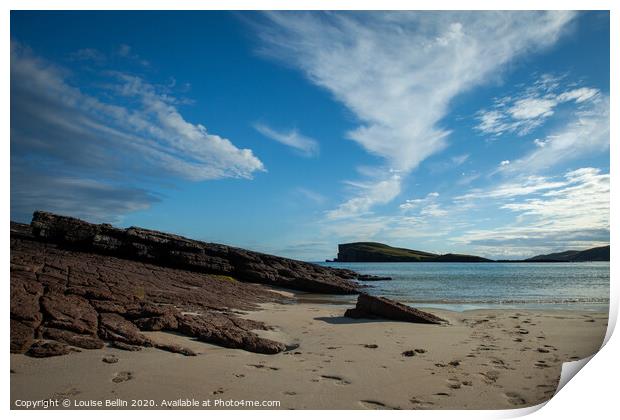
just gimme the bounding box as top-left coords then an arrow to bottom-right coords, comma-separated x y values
10,11 -> 610,260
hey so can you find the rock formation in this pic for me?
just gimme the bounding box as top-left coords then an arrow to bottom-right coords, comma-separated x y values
30,211 -> 359,294
12,215 -> 343,357
344,293 -> 446,324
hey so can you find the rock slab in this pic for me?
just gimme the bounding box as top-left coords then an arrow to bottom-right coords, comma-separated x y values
30,211 -> 359,294
344,293 -> 446,324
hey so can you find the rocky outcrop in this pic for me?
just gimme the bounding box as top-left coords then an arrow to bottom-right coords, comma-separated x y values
335,242 -> 491,263
30,211 -> 359,294
10,228 -> 299,357
357,274 -> 392,281
344,293 -> 446,324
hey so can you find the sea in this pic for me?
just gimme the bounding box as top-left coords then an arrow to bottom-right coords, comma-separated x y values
318,262 -> 610,312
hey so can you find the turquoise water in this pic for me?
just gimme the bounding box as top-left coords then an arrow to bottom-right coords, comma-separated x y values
319,262 -> 610,312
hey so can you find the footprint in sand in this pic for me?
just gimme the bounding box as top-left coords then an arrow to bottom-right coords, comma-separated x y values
410,397 -> 435,409
446,379 -> 461,389
479,370 -> 500,384
362,344 -> 379,349
359,400 -> 392,409
247,364 -> 280,371
283,391 -> 297,396
434,392 -> 451,397
535,361 -> 551,368
319,375 -> 351,385
52,387 -> 81,399
505,392 -> 527,406
212,388 -> 225,395
112,371 -> 133,383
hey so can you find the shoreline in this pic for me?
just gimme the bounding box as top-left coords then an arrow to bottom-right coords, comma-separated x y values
11,294 -> 608,410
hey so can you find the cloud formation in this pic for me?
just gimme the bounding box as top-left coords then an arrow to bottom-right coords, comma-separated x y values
455,167 -> 609,257
254,123 -> 319,157
256,11 -> 576,218
476,74 -> 600,136
11,42 -> 264,221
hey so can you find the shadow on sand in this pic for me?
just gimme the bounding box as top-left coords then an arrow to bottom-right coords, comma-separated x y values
314,316 -> 390,325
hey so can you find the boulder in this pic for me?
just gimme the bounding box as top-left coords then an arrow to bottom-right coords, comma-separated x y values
40,293 -> 99,335
344,293 -> 446,324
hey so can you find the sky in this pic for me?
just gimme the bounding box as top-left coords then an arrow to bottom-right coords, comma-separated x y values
10,11 -> 610,260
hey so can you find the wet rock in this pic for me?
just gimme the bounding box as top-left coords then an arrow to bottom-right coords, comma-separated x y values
344,293 -> 446,324
357,274 -> 392,281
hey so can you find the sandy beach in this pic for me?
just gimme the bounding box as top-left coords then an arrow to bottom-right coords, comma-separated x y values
10,296 -> 608,410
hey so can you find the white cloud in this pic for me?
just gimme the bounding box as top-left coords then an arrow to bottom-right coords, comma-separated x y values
455,167 -> 609,256
500,160 -> 510,166
325,174 -> 402,220
11,42 -> 265,220
451,154 -> 470,166
400,192 -> 439,210
455,175 -> 568,201
500,95 -> 609,173
254,123 -> 319,157
256,11 -> 576,217
476,74 -> 600,136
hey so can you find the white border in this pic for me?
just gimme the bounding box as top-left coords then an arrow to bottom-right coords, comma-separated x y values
3,1 -> 617,419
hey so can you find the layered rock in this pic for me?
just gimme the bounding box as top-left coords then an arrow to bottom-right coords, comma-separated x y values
30,211 -> 359,294
344,293 -> 447,324
10,228 -> 298,357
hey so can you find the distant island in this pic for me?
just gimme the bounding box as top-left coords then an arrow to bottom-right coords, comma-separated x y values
328,242 -> 610,263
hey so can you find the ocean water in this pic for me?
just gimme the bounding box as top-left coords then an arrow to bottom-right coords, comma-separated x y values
318,262 -> 610,312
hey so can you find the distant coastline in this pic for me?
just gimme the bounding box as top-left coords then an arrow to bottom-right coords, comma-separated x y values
327,242 -> 610,263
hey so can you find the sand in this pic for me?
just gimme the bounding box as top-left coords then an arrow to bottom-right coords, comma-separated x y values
10,299 -> 608,410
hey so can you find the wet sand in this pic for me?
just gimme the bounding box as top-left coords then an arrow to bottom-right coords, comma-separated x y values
10,301 -> 607,410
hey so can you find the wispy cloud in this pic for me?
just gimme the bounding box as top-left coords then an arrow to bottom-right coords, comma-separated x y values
455,167 -> 609,257
255,11 -> 576,218
499,95 -> 609,174
325,173 -> 402,220
295,187 -> 326,204
476,74 -> 600,136
11,41 -> 265,221
254,123 -> 319,157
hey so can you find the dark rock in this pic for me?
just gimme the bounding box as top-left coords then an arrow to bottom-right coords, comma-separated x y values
154,343 -> 197,356
40,327 -> 104,350
11,319 -> 35,353
109,341 -> 143,352
98,313 -> 152,347
10,273 -> 44,328
10,220 -> 302,357
344,293 -> 446,324
357,274 -> 392,281
40,293 -> 99,335
402,350 -> 416,357
30,211 -> 359,294
177,314 -> 286,354
26,341 -> 78,357
102,355 -> 119,363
